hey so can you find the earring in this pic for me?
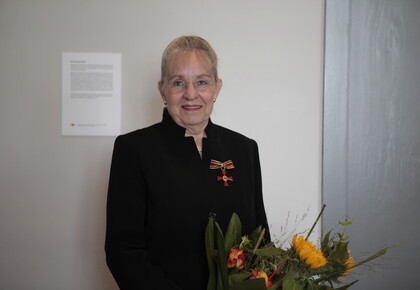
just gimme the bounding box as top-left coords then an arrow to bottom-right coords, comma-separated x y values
213,98 -> 216,103
163,99 -> 167,105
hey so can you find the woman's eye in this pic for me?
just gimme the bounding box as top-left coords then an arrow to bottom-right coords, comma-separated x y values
197,80 -> 208,86
173,80 -> 185,87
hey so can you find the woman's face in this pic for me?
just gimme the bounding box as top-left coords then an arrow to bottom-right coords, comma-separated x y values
158,50 -> 222,131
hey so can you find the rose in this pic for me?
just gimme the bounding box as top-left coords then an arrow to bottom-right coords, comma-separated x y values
249,270 -> 272,288
227,249 -> 246,269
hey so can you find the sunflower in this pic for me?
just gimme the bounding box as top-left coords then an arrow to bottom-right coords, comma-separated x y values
340,250 -> 355,278
292,235 -> 327,269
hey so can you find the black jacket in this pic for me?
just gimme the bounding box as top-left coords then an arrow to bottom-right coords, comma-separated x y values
105,109 -> 269,290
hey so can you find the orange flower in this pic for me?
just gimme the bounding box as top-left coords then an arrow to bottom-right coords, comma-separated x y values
249,270 -> 272,288
227,249 -> 246,269
292,235 -> 327,269
340,250 -> 355,278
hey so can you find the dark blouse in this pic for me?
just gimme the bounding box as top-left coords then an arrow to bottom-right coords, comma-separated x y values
105,109 -> 269,290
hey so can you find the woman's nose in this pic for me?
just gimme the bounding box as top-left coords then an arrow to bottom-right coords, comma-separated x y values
184,82 -> 198,99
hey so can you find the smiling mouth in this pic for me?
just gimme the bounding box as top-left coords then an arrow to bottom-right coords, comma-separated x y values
181,105 -> 202,111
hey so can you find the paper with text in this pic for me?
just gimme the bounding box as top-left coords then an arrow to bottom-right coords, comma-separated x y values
62,52 -> 121,136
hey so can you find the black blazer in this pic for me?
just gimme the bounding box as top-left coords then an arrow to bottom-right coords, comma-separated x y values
105,109 -> 269,290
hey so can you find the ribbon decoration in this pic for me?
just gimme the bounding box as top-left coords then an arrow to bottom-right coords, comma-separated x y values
209,159 -> 235,186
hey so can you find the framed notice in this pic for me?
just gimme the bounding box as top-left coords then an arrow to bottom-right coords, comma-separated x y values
62,52 -> 121,136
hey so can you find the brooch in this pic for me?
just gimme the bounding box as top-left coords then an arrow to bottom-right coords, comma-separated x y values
209,159 -> 235,186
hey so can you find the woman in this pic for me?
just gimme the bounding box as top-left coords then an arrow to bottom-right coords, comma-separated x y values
105,36 -> 269,290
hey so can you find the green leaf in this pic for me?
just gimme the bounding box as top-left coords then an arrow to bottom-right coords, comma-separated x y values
249,225 -> 262,245
321,230 -> 332,251
353,247 -> 388,268
216,266 -> 224,290
253,247 -> 285,256
329,242 -> 349,260
229,271 -> 250,286
268,278 -> 283,290
205,217 -> 216,290
215,222 -> 229,290
318,286 -> 334,290
306,280 -> 322,290
230,278 -> 267,290
282,276 -> 303,290
224,212 -> 242,252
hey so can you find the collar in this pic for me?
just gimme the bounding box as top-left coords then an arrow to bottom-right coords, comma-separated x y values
161,108 -> 214,138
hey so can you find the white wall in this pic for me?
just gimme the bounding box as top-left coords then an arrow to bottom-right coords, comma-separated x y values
0,0 -> 325,289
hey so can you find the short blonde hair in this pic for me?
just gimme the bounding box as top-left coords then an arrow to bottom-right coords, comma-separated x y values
160,36 -> 218,82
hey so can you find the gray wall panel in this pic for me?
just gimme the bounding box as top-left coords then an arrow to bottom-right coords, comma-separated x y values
324,0 -> 420,289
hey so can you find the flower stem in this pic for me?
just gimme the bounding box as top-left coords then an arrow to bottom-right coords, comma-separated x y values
268,262 -> 284,280
253,228 -> 266,254
305,204 -> 326,240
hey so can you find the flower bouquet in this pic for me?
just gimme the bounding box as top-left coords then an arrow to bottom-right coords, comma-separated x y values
205,205 -> 388,290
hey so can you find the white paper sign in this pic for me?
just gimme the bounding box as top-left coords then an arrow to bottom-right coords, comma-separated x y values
62,52 -> 121,136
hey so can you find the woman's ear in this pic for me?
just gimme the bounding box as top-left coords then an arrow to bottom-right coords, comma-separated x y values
158,81 -> 166,104
213,78 -> 223,102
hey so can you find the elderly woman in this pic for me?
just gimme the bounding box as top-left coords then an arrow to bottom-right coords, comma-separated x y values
105,36 -> 269,290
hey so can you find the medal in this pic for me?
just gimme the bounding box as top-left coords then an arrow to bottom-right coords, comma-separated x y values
209,159 -> 235,186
